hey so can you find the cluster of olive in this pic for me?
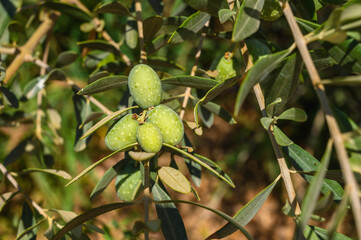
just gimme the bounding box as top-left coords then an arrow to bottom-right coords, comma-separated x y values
105,64 -> 184,153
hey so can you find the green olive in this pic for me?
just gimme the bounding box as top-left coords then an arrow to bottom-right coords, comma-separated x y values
147,104 -> 184,146
136,122 -> 163,153
128,64 -> 162,109
105,114 -> 138,151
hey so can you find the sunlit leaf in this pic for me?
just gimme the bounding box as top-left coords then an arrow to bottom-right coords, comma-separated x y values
273,125 -> 293,146
218,9 -> 236,24
232,0 -> 265,42
206,176 -> 280,239
234,47 -> 294,115
283,143 -> 344,200
77,75 -> 128,95
158,166 -> 191,194
168,11 -> 211,44
115,161 -> 142,201
260,117 -> 273,130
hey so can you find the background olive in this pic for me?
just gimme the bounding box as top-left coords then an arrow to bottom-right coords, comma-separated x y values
136,122 -> 163,153
128,64 -> 162,109
105,114 -> 138,151
147,104 -> 184,146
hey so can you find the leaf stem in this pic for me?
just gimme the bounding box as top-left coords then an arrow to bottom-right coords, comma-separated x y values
240,41 -> 301,215
282,2 -> 361,238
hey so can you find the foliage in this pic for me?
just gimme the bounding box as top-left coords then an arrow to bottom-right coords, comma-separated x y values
1,0 -> 361,239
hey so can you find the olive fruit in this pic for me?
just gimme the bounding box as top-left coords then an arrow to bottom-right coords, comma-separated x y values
147,104 -> 184,146
260,0 -> 283,21
215,52 -> 236,82
136,122 -> 163,153
128,64 -> 162,109
105,114 -> 138,151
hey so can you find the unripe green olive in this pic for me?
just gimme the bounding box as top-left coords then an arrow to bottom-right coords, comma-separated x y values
128,64 -> 162,109
215,52 -> 236,82
136,122 -> 163,153
105,114 -> 138,151
147,104 -> 184,146
260,0 -> 283,21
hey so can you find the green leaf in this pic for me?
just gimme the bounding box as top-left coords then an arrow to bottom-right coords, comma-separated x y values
152,183 -> 188,240
151,198 -> 254,240
260,117 -> 273,130
234,47 -> 294,115
184,158 -> 202,187
17,202 -> 36,240
291,0 -> 316,20
277,108 -> 307,122
73,92 -> 92,152
168,11 -> 211,44
183,0 -> 230,17
218,9 -> 236,24
78,40 -> 120,55
132,220 -> 162,235
90,159 -> 129,201
161,75 -> 219,89
298,141 -> 333,237
16,219 -> 46,240
206,176 -> 280,239
79,106 -> 138,140
265,97 -> 282,117
283,143 -> 344,200
15,168 -> 71,179
163,143 -> 235,187
158,166 -> 191,194
302,225 -> 352,240
3,138 -> 29,166
0,191 -> 20,212
128,151 -> 156,161
42,2 -> 92,22
47,69 -> 67,81
115,161 -> 142,201
202,101 -> 236,125
194,75 -> 242,126
77,75 -> 128,95
21,75 -> 48,101
264,53 -> 303,116
52,202 -> 141,240
65,143 -> 138,187
50,209 -> 82,239
232,0 -> 265,42
321,75 -> 361,86
55,51 -> 78,68
95,2 -> 134,17
273,125 -> 293,146
148,56 -> 185,71
0,86 -> 19,108
245,38 -> 272,62
144,15 -> 163,43
125,19 -> 138,49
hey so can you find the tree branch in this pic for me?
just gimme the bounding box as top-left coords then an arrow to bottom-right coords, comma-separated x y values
282,2 -> 361,238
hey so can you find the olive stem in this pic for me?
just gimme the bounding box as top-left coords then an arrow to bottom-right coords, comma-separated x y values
282,2 -> 361,237
143,160 -> 150,240
179,20 -> 210,120
135,0 -> 147,63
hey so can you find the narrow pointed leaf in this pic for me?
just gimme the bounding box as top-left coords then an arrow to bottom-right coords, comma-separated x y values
232,0 -> 265,42
77,75 -> 128,95
90,159 -> 129,201
65,143 -> 138,187
55,51 -> 78,68
16,168 -> 71,179
163,143 -> 235,187
277,108 -> 307,122
185,158 -> 202,187
78,40 -> 120,55
152,198 -> 254,240
218,9 -> 236,24
202,101 -> 236,125
16,219 -> 46,240
152,183 -> 188,240
273,125 -> 293,146
52,202 -> 141,240
115,161 -> 142,201
17,202 -> 36,240
183,0 -> 229,17
161,75 -> 218,89
321,75 -> 361,86
234,47 -> 293,115
42,2 -> 92,22
299,141 -> 333,237
206,176 -> 280,239
168,11 -> 210,44
0,191 -> 20,212
79,106 -> 138,140
158,166 -> 191,194
0,86 -> 19,108
283,143 -> 344,200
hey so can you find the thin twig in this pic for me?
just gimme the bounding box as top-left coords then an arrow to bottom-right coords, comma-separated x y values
0,163 -> 49,218
4,12 -> 59,84
0,47 -> 17,55
134,0 -> 146,63
240,42 -> 301,215
179,21 -> 210,120
282,2 -> 361,238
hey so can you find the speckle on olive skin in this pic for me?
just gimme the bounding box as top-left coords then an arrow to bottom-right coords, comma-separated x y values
136,122 -> 163,153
